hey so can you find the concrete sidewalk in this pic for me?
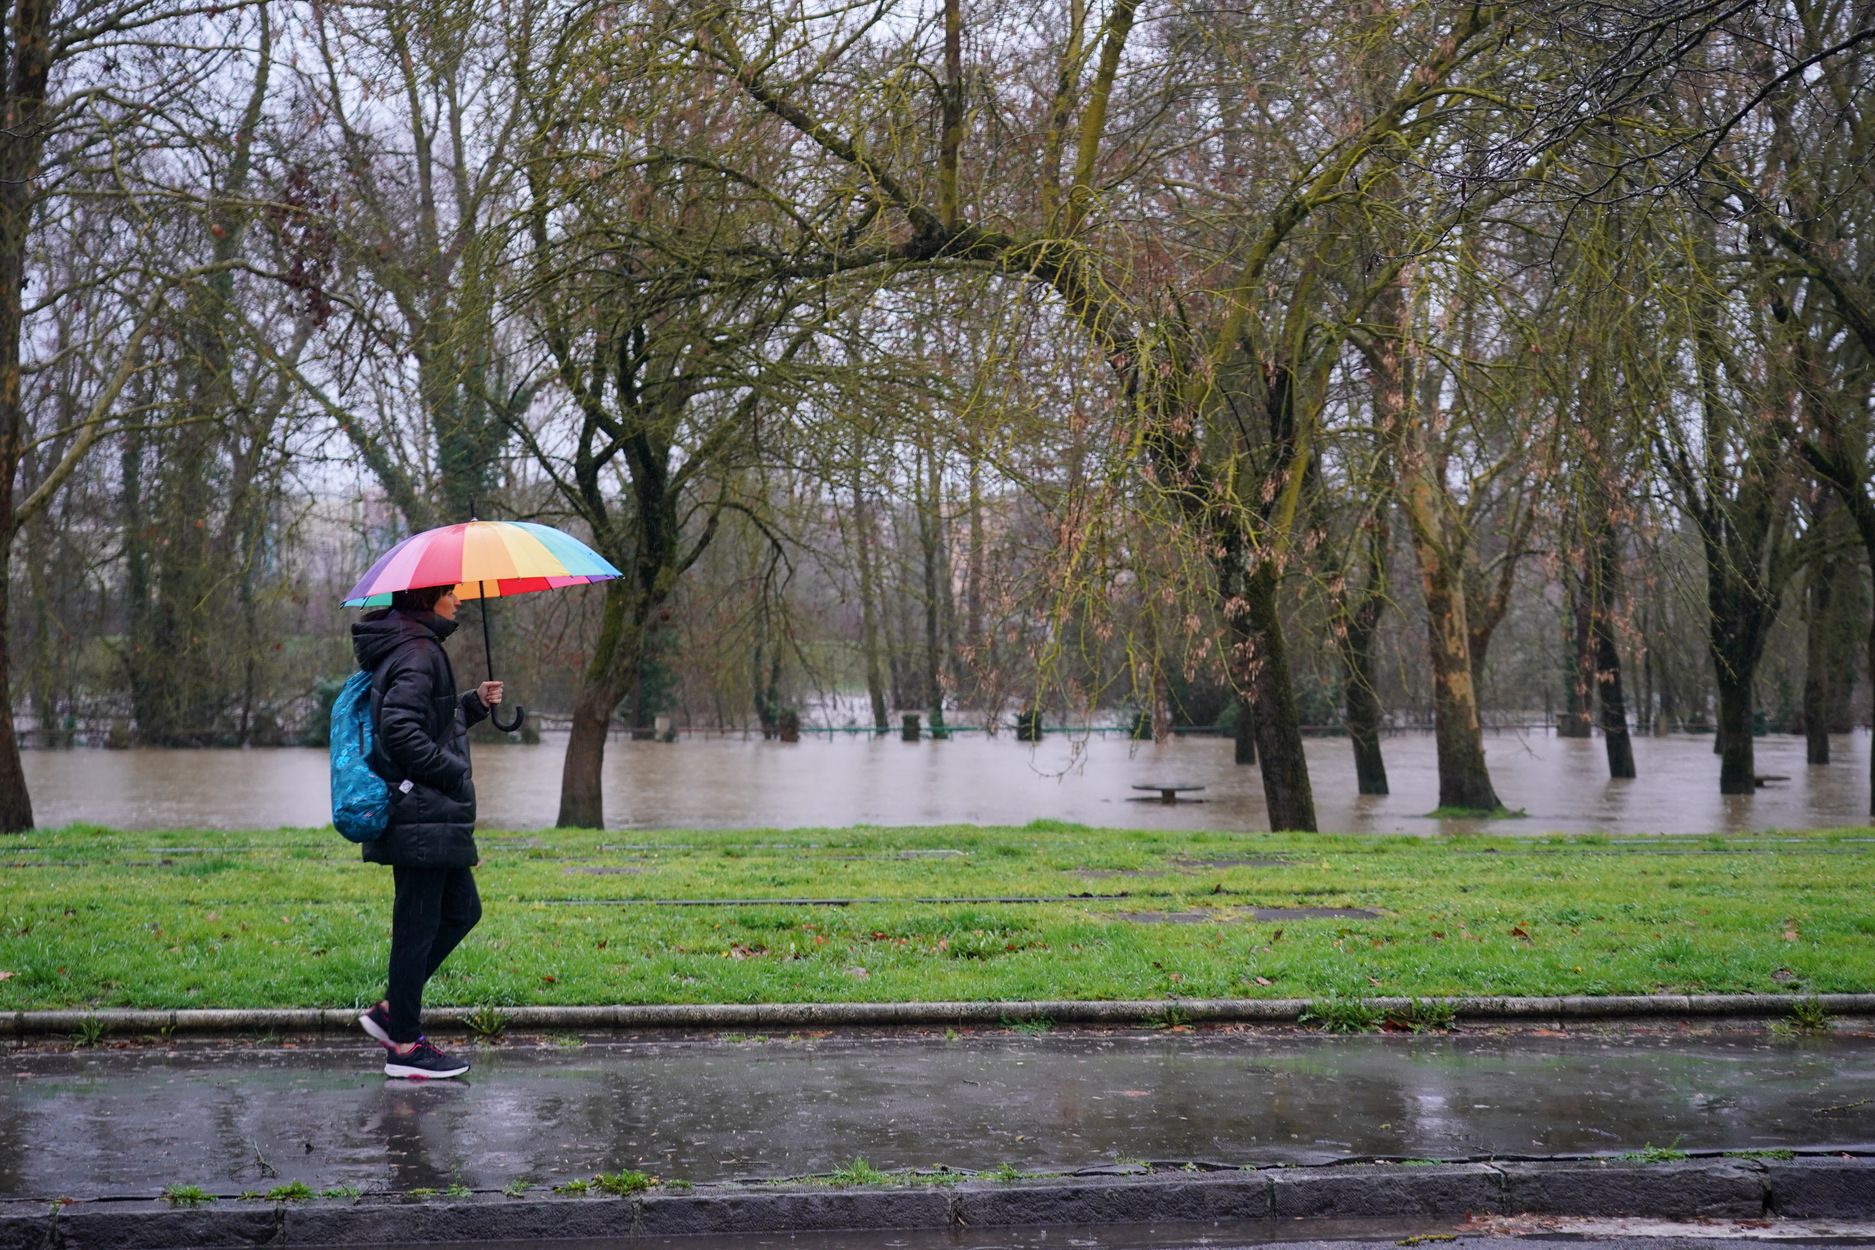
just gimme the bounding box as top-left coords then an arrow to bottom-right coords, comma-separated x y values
2,1023 -> 1872,1246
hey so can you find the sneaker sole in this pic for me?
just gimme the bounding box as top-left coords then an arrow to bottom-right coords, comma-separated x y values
358,1013 -> 394,1049
384,1060 -> 469,1079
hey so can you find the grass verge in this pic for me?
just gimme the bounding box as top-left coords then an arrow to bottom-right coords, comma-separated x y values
1,822 -> 1871,1011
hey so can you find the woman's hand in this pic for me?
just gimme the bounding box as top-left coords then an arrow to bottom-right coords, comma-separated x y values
477,680 -> 504,707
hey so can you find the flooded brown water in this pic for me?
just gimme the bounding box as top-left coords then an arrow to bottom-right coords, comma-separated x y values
20,729 -> 1873,833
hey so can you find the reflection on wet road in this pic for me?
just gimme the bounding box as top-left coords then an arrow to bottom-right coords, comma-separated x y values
3,1028 -> 1870,1200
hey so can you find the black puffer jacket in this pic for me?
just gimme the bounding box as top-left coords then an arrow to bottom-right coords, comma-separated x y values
351,608 -> 490,867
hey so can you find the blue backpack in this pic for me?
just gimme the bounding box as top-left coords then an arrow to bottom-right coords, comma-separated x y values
330,669 -> 391,842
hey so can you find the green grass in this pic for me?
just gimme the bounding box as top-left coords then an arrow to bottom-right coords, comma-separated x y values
1,822 -> 1871,1011
592,1171 -> 653,1196
1300,995 -> 1383,1032
1788,996 -> 1834,1031
1384,997 -> 1457,1032
463,1004 -> 508,1040
824,1157 -> 891,1187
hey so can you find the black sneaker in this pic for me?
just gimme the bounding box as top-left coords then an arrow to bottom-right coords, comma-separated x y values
358,1002 -> 394,1050
384,1038 -> 470,1080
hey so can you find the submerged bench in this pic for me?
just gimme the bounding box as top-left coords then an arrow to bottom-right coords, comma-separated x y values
1130,783 -> 1207,803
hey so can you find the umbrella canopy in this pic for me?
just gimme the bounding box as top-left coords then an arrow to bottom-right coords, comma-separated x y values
343,520 -> 621,607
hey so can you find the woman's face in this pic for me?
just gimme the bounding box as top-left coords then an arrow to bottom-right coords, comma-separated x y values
434,589 -> 461,620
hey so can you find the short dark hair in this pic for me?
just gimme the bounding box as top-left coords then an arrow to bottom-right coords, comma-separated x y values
391,585 -> 454,613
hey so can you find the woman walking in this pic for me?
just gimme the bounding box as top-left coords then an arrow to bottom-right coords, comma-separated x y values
349,583 -> 502,1079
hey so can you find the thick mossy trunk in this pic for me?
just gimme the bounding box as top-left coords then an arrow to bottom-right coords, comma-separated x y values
1400,408 -> 1500,812
1418,557 -> 1500,811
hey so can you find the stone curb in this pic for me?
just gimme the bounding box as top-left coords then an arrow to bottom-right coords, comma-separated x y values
2,1157 -> 1870,1248
9,993 -> 1875,1039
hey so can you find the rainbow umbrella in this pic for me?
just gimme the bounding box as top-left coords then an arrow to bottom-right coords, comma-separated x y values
343,519 -> 621,732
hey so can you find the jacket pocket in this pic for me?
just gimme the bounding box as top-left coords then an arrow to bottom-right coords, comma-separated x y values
433,693 -> 462,735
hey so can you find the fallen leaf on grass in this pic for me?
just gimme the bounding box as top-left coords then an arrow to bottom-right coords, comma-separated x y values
1509,926 -> 1531,942
1253,976 -> 1273,987
0,971 -> 14,981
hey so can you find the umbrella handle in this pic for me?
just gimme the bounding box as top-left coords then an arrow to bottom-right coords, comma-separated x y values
476,577 -> 526,733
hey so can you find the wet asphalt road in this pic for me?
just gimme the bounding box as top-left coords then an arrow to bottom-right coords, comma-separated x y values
3,1026 -> 1872,1202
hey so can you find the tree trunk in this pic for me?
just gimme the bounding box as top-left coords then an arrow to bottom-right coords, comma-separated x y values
1335,523 -> 1390,796
24,514 -> 58,747
0,556 -> 32,831
1802,541 -> 1838,765
1715,667 -> 1756,795
1402,474 -> 1500,811
1702,550 -> 1776,793
1639,604 -> 1658,735
853,465 -> 889,732
0,0 -> 51,829
917,442 -> 949,726
966,456 -> 983,670
556,586 -> 637,828
1422,561 -> 1501,811
1866,614 -> 1875,818
1233,692 -> 1256,765
1236,562 -> 1316,831
1346,659 -> 1388,795
1593,527 -> 1636,779
1558,561 -> 1594,738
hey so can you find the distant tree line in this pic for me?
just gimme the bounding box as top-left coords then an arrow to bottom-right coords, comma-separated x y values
0,0 -> 1870,831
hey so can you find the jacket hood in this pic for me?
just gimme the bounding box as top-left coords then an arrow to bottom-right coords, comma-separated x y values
352,608 -> 459,671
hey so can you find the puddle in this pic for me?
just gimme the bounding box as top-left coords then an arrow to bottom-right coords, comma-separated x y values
2,1029 -> 1871,1201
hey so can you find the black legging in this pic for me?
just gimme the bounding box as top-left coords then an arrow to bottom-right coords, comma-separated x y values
386,864 -> 482,1044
